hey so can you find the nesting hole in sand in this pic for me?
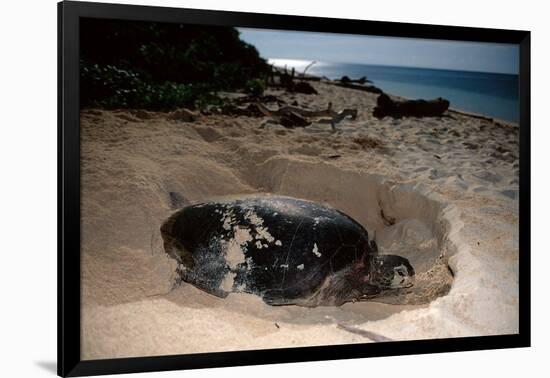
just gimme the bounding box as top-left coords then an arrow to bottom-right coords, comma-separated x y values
166,157 -> 455,325
243,157 -> 455,307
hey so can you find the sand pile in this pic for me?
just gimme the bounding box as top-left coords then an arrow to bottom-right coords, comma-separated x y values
80,81 -> 519,359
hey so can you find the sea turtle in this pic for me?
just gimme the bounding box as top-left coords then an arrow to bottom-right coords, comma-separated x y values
160,195 -> 415,307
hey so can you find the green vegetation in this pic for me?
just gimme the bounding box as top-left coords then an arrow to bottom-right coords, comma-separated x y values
80,19 -> 270,110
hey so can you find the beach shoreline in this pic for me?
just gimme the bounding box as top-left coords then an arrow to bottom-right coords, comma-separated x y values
270,61 -> 520,124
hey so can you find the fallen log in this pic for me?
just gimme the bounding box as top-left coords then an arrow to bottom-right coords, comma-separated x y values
256,102 -> 336,118
339,75 -> 372,84
279,112 -> 311,128
373,93 -> 450,118
316,109 -> 358,131
273,65 -> 319,94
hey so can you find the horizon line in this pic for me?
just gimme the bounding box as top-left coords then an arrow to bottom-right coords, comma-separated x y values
267,57 -> 518,76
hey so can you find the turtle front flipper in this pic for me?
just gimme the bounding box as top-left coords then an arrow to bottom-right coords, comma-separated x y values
261,288 -> 311,306
368,239 -> 379,254
261,290 -> 289,306
360,284 -> 383,299
175,264 -> 230,299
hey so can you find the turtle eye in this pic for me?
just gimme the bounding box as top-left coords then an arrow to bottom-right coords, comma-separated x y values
397,270 -> 405,277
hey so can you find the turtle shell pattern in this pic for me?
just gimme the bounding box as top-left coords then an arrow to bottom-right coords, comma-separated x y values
163,196 -> 371,303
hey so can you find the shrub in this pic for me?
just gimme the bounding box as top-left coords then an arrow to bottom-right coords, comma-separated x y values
244,78 -> 266,97
80,62 -> 212,110
80,19 -> 270,110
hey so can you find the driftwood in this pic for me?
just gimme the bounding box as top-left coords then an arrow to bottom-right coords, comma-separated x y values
301,61 -> 317,77
339,75 -> 372,84
276,66 -> 319,94
257,102 -> 357,130
316,109 -> 358,130
220,103 -> 264,117
373,93 -> 450,118
279,112 -> 311,128
257,102 -> 336,118
279,66 -> 295,88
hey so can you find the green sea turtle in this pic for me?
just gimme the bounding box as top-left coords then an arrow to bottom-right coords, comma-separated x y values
161,195 -> 415,307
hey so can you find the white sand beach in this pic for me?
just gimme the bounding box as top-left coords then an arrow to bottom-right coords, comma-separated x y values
79,80 -> 519,359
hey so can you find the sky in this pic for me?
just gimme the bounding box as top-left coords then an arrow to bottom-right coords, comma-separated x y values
238,28 -> 519,74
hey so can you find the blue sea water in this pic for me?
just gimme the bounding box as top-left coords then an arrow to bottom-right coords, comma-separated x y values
270,60 -> 519,123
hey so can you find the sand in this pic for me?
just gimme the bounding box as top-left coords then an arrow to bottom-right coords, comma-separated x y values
79,80 -> 519,360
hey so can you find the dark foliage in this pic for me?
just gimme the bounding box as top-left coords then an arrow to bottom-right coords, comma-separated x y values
80,18 -> 270,110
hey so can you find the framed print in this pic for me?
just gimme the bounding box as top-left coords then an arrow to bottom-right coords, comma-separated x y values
58,1 -> 530,376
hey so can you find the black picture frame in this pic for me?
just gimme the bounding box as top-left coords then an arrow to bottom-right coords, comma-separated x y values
58,1 -> 531,376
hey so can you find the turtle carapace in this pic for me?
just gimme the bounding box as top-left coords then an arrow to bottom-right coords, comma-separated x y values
161,195 -> 415,306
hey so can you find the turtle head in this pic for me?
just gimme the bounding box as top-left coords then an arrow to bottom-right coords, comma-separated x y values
368,254 -> 415,289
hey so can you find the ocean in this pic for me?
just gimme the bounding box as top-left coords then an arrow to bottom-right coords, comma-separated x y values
269,59 -> 519,123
